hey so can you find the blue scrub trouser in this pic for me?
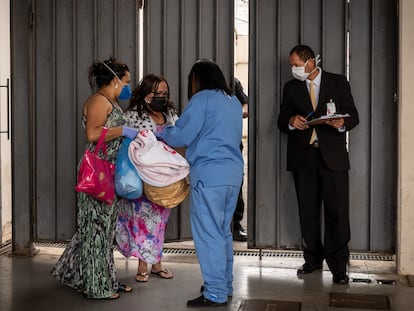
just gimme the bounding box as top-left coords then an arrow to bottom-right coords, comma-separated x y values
190,181 -> 239,303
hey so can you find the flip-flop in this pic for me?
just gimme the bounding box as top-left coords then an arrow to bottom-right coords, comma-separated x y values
151,268 -> 173,279
82,292 -> 120,300
117,282 -> 133,292
135,271 -> 149,282
106,293 -> 120,300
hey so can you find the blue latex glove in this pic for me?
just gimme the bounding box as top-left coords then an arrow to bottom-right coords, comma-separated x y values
153,131 -> 163,139
122,126 -> 139,139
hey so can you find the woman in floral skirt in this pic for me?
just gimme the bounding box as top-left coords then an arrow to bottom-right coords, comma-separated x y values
116,74 -> 178,282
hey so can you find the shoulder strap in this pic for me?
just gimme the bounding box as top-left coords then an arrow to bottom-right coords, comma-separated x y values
94,127 -> 108,155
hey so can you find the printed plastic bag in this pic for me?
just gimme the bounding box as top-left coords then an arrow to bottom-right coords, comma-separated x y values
115,137 -> 143,199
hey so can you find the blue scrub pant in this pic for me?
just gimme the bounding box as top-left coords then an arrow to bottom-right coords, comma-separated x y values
190,181 -> 239,303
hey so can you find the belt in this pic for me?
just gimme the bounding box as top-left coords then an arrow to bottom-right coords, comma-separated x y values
310,141 -> 319,148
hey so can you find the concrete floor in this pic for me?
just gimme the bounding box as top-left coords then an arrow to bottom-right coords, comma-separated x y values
1,241 -> 414,311
2,139 -> 414,310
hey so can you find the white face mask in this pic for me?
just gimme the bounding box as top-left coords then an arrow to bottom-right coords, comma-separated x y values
291,60 -> 310,81
291,55 -> 321,81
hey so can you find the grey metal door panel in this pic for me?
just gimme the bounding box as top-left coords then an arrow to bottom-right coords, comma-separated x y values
248,0 -> 280,247
143,0 -> 234,240
348,0 -> 397,251
347,0 -> 372,250
250,0 -> 397,252
12,0 -> 233,244
367,0 -> 397,251
11,0 -> 35,253
16,0 -> 140,241
12,0 -> 397,253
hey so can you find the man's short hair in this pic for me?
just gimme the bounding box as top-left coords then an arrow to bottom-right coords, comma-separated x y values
289,44 -> 315,62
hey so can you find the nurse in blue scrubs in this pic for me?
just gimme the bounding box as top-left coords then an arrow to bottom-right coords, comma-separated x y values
157,59 -> 244,307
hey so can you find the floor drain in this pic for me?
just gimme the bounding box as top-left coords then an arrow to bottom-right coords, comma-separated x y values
239,299 -> 301,311
329,292 -> 391,310
32,242 -> 395,261
377,279 -> 397,285
352,277 -> 372,283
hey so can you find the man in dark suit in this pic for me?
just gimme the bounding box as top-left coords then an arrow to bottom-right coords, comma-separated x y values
277,44 -> 359,284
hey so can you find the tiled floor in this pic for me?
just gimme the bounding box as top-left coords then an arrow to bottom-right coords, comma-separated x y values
1,241 -> 413,311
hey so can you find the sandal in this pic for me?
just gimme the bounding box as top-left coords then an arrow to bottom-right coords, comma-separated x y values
83,292 -> 120,300
135,271 -> 149,282
117,282 -> 133,293
151,268 -> 173,279
106,293 -> 120,300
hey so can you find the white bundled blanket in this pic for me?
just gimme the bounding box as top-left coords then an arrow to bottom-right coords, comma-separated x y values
128,129 -> 190,187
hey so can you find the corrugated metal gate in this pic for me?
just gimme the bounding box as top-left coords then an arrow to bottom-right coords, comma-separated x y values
11,0 -> 234,248
248,0 -> 397,252
11,0 -> 397,253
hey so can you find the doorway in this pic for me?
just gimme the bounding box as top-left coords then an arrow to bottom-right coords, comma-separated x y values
234,0 -> 249,241
0,0 -> 12,248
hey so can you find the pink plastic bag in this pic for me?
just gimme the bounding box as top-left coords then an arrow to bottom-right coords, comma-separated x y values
75,127 -> 115,205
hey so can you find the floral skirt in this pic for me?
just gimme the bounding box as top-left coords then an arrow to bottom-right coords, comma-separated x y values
116,196 -> 171,264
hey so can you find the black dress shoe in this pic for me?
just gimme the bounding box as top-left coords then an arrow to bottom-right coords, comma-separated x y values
233,229 -> 248,241
187,295 -> 227,308
333,273 -> 349,285
297,263 -> 323,274
200,286 -> 232,298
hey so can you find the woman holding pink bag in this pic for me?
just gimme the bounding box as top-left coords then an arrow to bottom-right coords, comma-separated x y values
52,57 -> 139,299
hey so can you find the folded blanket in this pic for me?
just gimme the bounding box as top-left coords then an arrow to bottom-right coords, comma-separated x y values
128,129 -> 190,187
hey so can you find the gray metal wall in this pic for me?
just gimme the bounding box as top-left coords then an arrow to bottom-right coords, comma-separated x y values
11,0 -> 397,253
11,0 -> 234,250
143,0 -> 234,240
248,0 -> 397,252
12,0 -> 140,248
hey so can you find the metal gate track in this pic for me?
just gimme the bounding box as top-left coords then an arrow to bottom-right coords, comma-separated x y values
32,242 -> 394,261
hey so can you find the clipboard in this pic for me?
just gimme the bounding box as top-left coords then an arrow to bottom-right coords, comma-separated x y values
305,113 -> 350,126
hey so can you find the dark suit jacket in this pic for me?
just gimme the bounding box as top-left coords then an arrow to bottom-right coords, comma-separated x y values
278,71 -> 359,171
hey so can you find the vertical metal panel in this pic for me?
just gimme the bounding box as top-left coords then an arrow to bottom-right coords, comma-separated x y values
249,0 -> 279,247
323,0 -> 346,73
11,0 -> 36,254
35,0 -> 56,239
302,0 -> 322,50
250,0 -> 397,252
369,0 -> 397,251
348,0 -> 372,250
54,0 -> 77,239
276,1 -> 302,248
143,0 -> 234,240
11,0 -> 140,241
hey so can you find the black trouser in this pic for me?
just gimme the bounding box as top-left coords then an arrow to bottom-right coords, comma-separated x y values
293,147 -> 350,275
232,183 -> 245,231
232,141 -> 245,231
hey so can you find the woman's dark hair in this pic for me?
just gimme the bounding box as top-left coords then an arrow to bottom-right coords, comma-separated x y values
289,44 -> 315,62
127,73 -> 176,117
88,56 -> 130,89
187,59 -> 232,100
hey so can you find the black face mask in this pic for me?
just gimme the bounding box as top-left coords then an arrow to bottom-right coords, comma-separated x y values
149,96 -> 168,112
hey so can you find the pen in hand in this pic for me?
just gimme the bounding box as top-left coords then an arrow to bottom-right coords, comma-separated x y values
305,111 -> 314,120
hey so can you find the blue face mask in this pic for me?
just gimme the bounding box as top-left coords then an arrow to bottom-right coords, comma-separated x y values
119,83 -> 132,100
